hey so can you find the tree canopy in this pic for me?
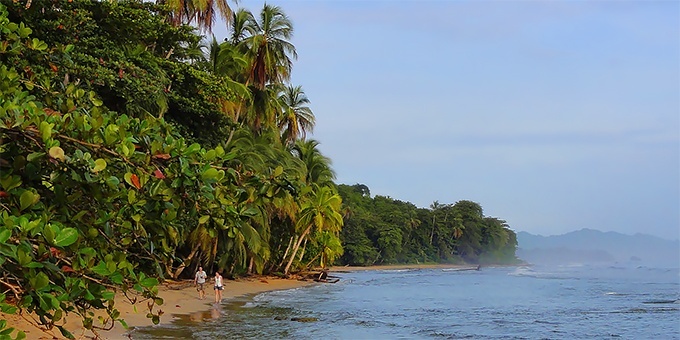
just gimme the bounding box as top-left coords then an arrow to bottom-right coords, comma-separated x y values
0,1 -> 519,339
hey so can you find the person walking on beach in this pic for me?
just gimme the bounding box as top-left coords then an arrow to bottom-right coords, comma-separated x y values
214,271 -> 224,303
194,266 -> 207,300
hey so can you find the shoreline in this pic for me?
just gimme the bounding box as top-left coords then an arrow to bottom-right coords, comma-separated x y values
2,276 -> 316,340
3,263 -> 492,339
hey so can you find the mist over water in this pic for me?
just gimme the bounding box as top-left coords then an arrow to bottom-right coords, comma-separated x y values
134,265 -> 680,339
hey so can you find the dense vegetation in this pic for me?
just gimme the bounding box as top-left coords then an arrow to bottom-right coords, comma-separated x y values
0,1 -> 517,339
337,185 -> 518,266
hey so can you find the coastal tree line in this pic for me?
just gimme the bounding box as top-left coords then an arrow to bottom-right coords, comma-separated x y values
0,1 -> 517,339
337,184 -> 519,266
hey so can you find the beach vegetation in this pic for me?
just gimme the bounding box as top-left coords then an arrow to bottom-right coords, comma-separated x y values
0,1 -> 519,338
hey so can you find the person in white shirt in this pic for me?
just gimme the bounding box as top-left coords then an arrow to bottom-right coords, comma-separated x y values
214,271 -> 224,303
194,266 -> 207,300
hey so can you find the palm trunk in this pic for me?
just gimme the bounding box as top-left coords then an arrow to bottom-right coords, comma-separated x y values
248,256 -> 254,275
172,247 -> 199,279
277,235 -> 296,270
283,225 -> 312,275
298,238 -> 308,261
304,252 -> 322,270
429,215 -> 436,245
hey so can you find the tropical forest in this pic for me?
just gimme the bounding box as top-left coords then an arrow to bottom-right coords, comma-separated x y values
0,0 -> 519,338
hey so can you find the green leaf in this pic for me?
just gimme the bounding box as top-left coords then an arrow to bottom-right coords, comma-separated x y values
17,23 -> 32,38
24,262 -> 43,268
101,291 -> 115,301
198,215 -> 210,224
0,229 -> 10,243
185,143 -> 201,155
273,165 -> 283,177
88,91 -> 103,107
91,262 -> 110,276
57,325 -> 74,339
31,38 -> 48,51
204,149 -> 216,161
19,191 -> 36,211
48,146 -> 65,161
43,224 -> 55,244
109,272 -> 123,285
201,168 -> 219,181
0,175 -> 22,191
92,159 -> 107,173
117,319 -> 129,329
39,121 -> 53,142
54,228 -> 78,247
26,152 -> 45,162
17,248 -> 31,266
106,176 -> 120,188
139,277 -> 158,288
33,272 -> 49,290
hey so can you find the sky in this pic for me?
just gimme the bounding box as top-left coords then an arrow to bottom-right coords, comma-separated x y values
213,1 -> 679,240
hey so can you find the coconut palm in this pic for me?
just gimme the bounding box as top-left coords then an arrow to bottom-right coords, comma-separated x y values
228,8 -> 256,45
242,4 -> 297,89
292,139 -> 335,187
305,230 -> 343,269
278,85 -> 315,146
161,0 -> 233,33
283,186 -> 343,275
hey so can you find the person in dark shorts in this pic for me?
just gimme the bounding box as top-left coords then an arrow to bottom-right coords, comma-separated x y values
194,266 -> 207,299
214,271 -> 224,303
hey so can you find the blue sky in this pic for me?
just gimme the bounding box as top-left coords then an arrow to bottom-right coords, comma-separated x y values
214,1 -> 679,240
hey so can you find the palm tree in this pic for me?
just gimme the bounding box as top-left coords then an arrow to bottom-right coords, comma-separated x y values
305,230 -> 343,269
228,8 -> 256,45
242,4 -> 297,89
278,85 -> 315,146
161,0 -> 233,33
283,186 -> 343,275
292,139 -> 335,187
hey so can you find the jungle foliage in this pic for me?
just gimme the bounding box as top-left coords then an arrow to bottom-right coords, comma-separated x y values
337,184 -> 520,266
0,1 -> 518,339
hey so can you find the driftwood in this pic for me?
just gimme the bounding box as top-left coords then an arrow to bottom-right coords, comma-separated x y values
299,269 -> 341,283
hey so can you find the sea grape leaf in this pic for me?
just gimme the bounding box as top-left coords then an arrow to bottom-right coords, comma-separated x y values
0,229 -> 10,243
54,228 -> 78,247
92,159 -> 107,173
57,325 -> 74,339
201,168 -> 218,181
39,121 -> 52,142
48,146 -> 65,161
32,272 -> 49,290
139,277 -> 158,288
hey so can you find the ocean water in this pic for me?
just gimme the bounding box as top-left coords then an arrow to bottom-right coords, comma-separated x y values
133,265 -> 680,339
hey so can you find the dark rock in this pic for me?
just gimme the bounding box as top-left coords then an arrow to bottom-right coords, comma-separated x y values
291,317 -> 318,322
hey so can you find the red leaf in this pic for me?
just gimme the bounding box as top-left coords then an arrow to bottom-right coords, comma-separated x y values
152,153 -> 171,160
130,174 -> 142,189
50,247 -> 61,258
118,68 -> 124,79
154,169 -> 165,179
0,191 -> 8,198
49,64 -> 58,72
62,265 -> 75,273
44,108 -> 62,116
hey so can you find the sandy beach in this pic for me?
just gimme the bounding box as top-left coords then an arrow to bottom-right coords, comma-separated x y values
1,276 -> 315,340
1,264 -> 478,339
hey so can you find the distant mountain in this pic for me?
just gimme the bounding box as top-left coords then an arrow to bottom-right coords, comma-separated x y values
516,228 -> 680,267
